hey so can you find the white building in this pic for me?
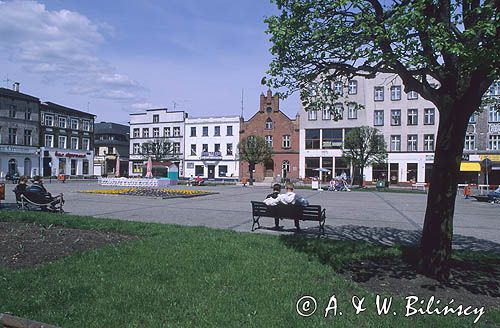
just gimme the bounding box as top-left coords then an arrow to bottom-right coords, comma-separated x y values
300,73 -> 439,184
129,108 -> 187,177
184,116 -> 240,180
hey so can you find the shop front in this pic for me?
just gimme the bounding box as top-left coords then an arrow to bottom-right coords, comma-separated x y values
41,148 -> 94,177
0,145 -> 40,178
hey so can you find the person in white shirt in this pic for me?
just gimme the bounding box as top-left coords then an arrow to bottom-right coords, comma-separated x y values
263,183 -> 301,230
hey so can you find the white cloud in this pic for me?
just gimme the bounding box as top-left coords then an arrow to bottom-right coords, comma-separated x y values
0,1 -> 147,105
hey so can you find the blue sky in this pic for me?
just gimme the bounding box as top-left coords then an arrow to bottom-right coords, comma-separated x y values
0,0 -> 299,124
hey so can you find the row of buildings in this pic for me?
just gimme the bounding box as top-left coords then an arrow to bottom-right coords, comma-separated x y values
1,73 -> 499,185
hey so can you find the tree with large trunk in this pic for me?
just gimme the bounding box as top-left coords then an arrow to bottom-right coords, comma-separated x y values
238,136 -> 273,185
264,0 -> 499,279
343,126 -> 387,186
140,138 -> 177,162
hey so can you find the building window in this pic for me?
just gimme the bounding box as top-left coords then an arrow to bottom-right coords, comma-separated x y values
132,162 -> 142,173
334,103 -> 343,119
153,114 -> 159,123
23,130 -> 32,146
347,103 -> 357,119
219,165 -> 228,177
265,118 -> 273,130
308,110 -> 317,120
82,138 -> 90,151
142,128 -> 149,138
424,108 -> 435,125
226,143 -> 233,155
195,165 -> 204,176
9,106 -> 16,118
305,129 -> 320,149
265,135 -> 273,148
59,136 -> 67,149
334,81 -> 343,95
202,144 -> 208,152
305,157 -> 320,178
424,134 -> 435,151
173,127 -> 180,136
71,137 -> 79,150
488,105 -> 500,122
25,108 -> 32,120
45,134 -> 54,148
190,127 -> 196,137
322,107 -> 331,120
190,144 -> 197,156
322,129 -> 343,149
391,109 -> 401,126
407,134 -> 418,151
214,144 -> 221,154
214,126 -> 220,136
464,135 -> 475,150
133,128 -> 140,138
282,135 -> 291,148
44,114 -> 54,126
153,128 -> 160,138
391,86 -> 401,100
407,90 -> 419,100
348,80 -> 358,94
407,108 -> 418,125
282,160 -> 290,175
374,87 -> 384,101
133,143 -> 140,154
202,126 -> 208,136
227,126 -> 233,136
59,117 -> 67,128
489,135 -> 500,150
82,120 -> 91,131
374,110 -> 384,126
173,142 -> 180,154
469,114 -> 477,123
390,135 -> 401,151
8,128 -> 17,144
164,127 -> 171,137
70,118 -> 78,130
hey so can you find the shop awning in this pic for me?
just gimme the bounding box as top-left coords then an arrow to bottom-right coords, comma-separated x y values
460,162 -> 481,172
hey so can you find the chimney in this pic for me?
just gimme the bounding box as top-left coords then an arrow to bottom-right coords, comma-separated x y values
12,82 -> 20,92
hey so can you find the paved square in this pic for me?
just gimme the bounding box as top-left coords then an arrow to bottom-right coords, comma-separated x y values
2,181 -> 499,250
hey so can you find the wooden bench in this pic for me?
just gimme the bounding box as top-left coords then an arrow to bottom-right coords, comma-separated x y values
250,201 -> 326,234
411,182 -> 427,191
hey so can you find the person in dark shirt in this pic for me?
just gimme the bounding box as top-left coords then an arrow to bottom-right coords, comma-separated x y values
13,176 -> 28,202
266,183 -> 282,229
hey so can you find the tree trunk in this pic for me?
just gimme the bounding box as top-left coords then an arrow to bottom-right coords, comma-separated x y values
249,163 -> 255,186
419,105 -> 470,280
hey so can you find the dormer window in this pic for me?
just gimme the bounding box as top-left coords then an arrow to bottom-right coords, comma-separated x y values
265,118 -> 273,130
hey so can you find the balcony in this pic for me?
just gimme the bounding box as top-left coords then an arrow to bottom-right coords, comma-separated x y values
200,151 -> 222,160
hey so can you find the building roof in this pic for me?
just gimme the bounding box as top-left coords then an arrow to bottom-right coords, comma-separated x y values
42,101 -> 96,118
0,87 -> 40,102
94,122 -> 129,135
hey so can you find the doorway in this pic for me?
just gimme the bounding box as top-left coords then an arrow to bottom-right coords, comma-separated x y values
8,159 -> 17,176
265,159 -> 274,177
208,165 -> 215,179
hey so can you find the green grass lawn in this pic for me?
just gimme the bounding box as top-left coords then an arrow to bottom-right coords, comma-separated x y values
0,211 -> 498,327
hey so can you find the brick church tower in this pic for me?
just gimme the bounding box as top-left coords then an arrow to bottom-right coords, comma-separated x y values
239,90 -> 300,182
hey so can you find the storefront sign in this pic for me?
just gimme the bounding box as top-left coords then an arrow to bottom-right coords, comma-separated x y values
469,155 -> 481,161
425,155 -> 434,161
489,123 -> 500,133
55,151 -> 87,158
480,154 -> 500,161
0,145 -> 38,154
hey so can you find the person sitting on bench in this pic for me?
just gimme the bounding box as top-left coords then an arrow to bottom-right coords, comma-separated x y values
13,176 -> 29,203
28,176 -> 64,211
265,183 -> 282,229
264,183 -> 301,230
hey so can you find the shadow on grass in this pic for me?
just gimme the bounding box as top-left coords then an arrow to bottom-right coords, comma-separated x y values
280,225 -> 500,299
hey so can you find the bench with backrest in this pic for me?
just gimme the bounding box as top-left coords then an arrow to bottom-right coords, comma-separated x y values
250,201 -> 326,234
13,185 -> 64,212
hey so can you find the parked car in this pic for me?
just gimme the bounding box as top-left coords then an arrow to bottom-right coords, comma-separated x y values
487,186 -> 500,204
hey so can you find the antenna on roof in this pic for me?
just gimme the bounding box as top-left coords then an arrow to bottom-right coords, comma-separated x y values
241,88 -> 244,118
87,101 -> 90,113
3,75 -> 12,87
172,101 -> 178,110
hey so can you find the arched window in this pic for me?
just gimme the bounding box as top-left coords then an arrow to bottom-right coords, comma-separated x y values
282,160 -> 290,172
265,118 -> 273,130
8,158 -> 17,176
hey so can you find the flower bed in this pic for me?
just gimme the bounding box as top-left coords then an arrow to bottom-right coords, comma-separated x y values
79,188 -> 217,198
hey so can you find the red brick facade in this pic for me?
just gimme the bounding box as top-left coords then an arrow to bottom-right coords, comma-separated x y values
239,90 -> 300,182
